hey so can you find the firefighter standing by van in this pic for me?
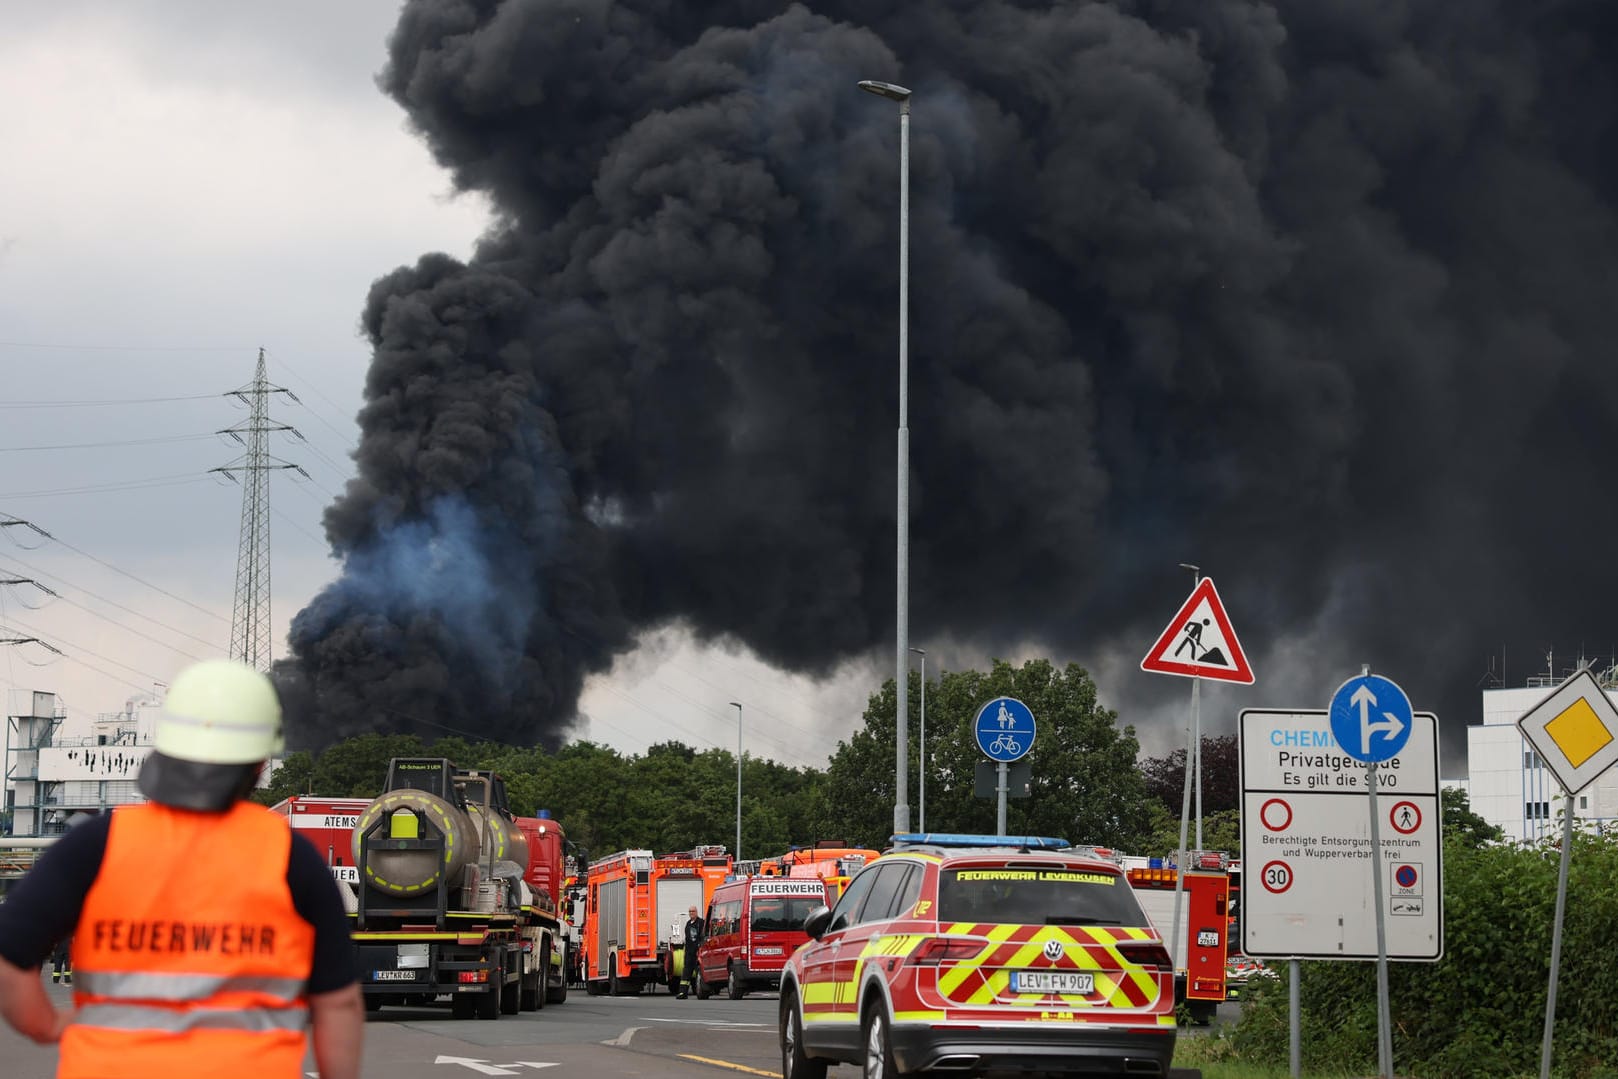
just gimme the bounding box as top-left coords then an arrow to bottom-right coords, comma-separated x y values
0,659 -> 364,1079
678,905 -> 704,999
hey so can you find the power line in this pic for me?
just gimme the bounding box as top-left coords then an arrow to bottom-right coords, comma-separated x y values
0,513 -> 229,623
0,341 -> 246,352
0,612 -> 172,688
0,551 -> 221,650
0,433 -> 221,452
0,393 -> 223,409
0,474 -> 213,500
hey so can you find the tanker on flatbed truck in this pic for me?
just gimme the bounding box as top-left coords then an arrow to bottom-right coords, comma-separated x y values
349,757 -> 570,1019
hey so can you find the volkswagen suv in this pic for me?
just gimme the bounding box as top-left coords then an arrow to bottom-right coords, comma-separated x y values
778,834 -> 1176,1079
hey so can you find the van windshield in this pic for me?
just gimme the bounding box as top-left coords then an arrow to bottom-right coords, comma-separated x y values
750,896 -> 822,933
937,866 -> 1145,926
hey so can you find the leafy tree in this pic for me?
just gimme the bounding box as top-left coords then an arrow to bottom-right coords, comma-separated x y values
253,750 -> 315,805
1138,803 -> 1241,861
311,733 -> 428,796
1138,735 -> 1239,815
819,659 -> 1153,851
1441,785 -> 1503,848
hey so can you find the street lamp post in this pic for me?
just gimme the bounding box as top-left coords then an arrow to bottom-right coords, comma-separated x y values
859,77 -> 913,838
910,647 -> 926,833
730,701 -> 743,861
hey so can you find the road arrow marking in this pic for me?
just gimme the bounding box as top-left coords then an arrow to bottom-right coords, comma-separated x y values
435,1055 -> 519,1075
603,1026 -> 644,1047
513,1066 -> 559,1071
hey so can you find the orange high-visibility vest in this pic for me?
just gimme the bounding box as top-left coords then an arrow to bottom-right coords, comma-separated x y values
62,801 -> 315,1079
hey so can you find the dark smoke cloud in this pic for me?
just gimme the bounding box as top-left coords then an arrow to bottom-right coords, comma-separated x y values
281,0 -> 1618,760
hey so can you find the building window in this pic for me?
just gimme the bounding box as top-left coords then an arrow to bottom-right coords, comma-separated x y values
1580,796 -> 1589,810
1525,802 -> 1551,820
1524,751 -> 1538,768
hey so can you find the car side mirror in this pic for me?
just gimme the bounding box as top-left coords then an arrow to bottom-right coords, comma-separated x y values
803,905 -> 832,939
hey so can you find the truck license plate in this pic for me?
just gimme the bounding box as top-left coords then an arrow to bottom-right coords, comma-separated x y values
372,970 -> 416,982
1012,971 -> 1093,994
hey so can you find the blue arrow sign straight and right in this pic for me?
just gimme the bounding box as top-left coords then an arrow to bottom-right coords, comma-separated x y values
974,697 -> 1036,763
1329,674 -> 1415,763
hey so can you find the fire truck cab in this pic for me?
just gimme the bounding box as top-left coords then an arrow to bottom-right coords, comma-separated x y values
584,846 -> 731,995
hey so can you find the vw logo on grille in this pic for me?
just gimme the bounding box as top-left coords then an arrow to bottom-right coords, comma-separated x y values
1042,939 -> 1064,961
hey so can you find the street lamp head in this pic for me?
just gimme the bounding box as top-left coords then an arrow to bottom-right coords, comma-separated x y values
729,701 -> 742,709
909,647 -> 926,657
858,79 -> 912,102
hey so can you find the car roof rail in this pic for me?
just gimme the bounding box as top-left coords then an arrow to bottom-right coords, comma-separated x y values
889,832 -> 1070,851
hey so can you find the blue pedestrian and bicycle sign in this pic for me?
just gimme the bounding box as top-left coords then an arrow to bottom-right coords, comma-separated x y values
1329,674 -> 1415,763
975,697 -> 1036,763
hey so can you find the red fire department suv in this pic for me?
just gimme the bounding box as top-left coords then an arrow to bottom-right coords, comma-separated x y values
778,834 -> 1177,1079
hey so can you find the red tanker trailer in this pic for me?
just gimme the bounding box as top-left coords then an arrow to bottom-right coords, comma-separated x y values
348,758 -> 570,1019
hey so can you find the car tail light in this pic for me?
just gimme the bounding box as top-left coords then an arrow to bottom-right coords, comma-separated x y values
1115,941 -> 1173,971
457,971 -> 489,984
908,938 -> 985,966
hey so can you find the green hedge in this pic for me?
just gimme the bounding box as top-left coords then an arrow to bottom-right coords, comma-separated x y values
1228,830 -> 1618,1078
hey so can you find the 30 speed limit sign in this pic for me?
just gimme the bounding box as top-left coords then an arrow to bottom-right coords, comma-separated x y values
1260,860 -> 1293,894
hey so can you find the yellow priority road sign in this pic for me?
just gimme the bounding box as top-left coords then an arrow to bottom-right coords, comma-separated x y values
1516,668 -> 1618,795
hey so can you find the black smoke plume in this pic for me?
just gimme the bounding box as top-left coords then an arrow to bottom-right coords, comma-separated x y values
279,0 -> 1618,756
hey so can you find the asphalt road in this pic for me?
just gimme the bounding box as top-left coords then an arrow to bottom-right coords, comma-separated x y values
1,977 -> 1228,1078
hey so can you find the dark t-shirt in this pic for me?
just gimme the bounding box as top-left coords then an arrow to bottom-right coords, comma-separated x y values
0,810 -> 357,994
684,916 -> 704,951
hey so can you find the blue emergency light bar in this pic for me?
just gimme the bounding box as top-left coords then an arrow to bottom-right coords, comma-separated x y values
890,833 -> 1070,850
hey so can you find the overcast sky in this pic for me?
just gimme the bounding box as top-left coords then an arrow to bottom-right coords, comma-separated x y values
0,2 -> 904,769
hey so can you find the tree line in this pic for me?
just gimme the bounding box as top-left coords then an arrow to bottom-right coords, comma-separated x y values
258,658 -> 1268,861
258,656 -> 1497,865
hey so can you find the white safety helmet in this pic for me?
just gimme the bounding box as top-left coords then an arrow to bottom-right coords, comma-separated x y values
138,659 -> 284,811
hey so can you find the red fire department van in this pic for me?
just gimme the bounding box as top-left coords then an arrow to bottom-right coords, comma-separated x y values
694,876 -> 828,999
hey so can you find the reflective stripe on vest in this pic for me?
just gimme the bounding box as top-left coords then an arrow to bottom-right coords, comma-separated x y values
75,1003 -> 309,1034
75,972 -> 306,1003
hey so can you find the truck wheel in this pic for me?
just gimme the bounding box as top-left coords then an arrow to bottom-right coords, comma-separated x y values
452,993 -> 476,1020
364,995 -> 383,1013
501,974 -> 521,1015
609,962 -> 622,996
727,963 -> 746,1000
545,949 -> 569,1005
477,984 -> 501,1020
523,948 -> 546,1011
780,987 -> 827,1079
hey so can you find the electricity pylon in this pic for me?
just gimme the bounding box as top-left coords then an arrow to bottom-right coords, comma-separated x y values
212,349 -> 306,672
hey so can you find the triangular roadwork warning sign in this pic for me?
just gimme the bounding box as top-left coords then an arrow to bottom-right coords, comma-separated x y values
1140,577 -> 1255,684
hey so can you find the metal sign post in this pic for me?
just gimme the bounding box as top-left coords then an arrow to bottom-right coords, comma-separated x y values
1329,669 -> 1415,1079
1365,758 -> 1392,1079
1541,793 -> 1574,1079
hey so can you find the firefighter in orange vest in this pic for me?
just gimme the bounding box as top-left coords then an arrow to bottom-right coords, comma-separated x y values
0,659 -> 364,1079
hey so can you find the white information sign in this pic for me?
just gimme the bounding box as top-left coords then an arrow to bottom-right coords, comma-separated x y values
1239,709 -> 1443,961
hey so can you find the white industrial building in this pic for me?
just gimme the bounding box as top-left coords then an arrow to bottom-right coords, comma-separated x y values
1463,667 -> 1618,843
4,689 -> 164,836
